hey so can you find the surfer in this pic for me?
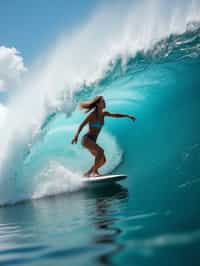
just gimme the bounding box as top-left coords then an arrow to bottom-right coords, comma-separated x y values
71,96 -> 136,177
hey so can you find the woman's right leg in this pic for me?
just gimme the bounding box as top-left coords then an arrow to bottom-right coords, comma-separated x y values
82,136 -> 106,176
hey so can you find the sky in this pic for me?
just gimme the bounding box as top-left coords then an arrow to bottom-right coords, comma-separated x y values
0,0 -> 97,64
0,0 -> 98,100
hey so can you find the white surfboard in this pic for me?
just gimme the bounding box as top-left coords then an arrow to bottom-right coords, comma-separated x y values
83,174 -> 127,185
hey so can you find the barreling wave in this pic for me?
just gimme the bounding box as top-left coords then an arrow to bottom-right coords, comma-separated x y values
0,0 -> 200,205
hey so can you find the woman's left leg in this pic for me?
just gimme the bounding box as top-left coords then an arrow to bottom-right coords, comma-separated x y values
82,135 -> 106,176
92,148 -> 106,176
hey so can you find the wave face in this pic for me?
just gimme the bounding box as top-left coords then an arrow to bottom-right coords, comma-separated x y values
0,0 -> 200,205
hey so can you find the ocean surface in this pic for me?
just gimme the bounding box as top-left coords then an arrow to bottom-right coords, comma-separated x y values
0,1 -> 200,265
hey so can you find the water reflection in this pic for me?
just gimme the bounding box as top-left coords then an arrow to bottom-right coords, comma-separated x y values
0,183 -> 128,266
90,184 -> 128,266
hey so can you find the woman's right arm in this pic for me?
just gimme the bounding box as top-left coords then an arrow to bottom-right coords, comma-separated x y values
71,112 -> 92,144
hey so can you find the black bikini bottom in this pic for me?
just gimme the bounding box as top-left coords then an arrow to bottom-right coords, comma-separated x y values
83,133 -> 97,143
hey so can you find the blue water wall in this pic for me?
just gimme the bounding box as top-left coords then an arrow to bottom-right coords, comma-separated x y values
25,27 -> 200,204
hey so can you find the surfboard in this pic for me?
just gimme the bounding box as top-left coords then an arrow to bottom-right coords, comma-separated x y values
83,174 -> 127,185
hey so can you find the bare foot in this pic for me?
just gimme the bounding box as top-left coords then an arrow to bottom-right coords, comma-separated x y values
84,169 -> 93,177
91,172 -> 101,177
84,172 -> 91,177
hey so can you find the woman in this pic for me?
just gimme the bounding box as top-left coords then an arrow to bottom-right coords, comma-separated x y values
71,96 -> 136,177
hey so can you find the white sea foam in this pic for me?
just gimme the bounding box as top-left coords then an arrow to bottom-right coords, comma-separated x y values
0,104 -> 7,128
32,161 -> 83,200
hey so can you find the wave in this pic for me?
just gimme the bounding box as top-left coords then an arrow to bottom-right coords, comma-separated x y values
0,104 -> 7,128
0,0 -> 200,205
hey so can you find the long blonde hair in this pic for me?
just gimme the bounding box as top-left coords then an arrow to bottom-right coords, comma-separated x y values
80,96 -> 102,113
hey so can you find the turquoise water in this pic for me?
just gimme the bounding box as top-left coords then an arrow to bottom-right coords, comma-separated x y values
0,14 -> 200,266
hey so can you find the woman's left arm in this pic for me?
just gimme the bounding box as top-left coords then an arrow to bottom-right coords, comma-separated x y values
104,111 -> 136,122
